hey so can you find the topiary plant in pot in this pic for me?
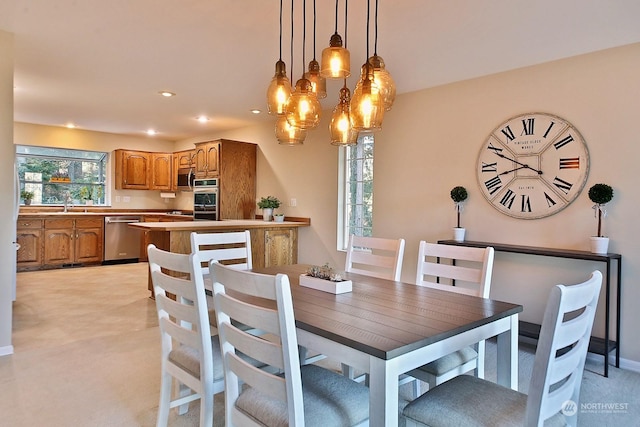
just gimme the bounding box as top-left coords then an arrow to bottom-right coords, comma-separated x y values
257,196 -> 281,221
588,183 -> 614,254
450,186 -> 468,241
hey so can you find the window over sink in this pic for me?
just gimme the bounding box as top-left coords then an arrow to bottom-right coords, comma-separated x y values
16,145 -> 108,206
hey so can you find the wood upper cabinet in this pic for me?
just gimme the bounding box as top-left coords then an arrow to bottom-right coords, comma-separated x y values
43,218 -> 103,266
175,149 -> 195,168
194,141 -> 220,178
150,153 -> 173,190
115,150 -> 150,190
17,219 -> 43,268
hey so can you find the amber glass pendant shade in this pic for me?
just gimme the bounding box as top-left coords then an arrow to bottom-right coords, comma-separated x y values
350,63 -> 384,131
266,60 -> 292,115
275,115 -> 306,145
304,59 -> 327,99
368,54 -> 395,111
320,33 -> 351,79
330,86 -> 358,146
285,77 -> 322,130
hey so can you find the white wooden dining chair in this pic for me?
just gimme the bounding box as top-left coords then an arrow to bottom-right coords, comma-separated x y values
342,234 -> 406,379
345,234 -> 406,281
190,230 -> 252,334
210,261 -> 370,427
147,244 -> 224,427
403,270 -> 603,427
406,241 -> 495,396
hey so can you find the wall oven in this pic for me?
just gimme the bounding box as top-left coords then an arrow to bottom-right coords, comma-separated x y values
193,178 -> 218,220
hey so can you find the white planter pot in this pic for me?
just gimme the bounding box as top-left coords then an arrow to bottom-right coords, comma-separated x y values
262,208 -> 273,221
299,274 -> 352,294
453,227 -> 466,242
274,215 -> 285,222
590,236 -> 609,254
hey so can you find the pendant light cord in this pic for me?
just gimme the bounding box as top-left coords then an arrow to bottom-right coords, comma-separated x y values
278,0 -> 283,61
334,0 -> 339,33
302,0 -> 307,73
374,0 -> 378,55
313,0 -> 317,60
366,0 -> 370,58
290,0 -> 294,81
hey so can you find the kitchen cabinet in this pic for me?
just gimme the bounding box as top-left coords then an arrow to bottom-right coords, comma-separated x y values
263,228 -> 295,267
114,150 -> 150,189
16,218 -> 43,269
44,218 -> 103,266
175,149 -> 195,168
150,153 -> 173,190
193,141 -> 220,178
193,139 -> 257,219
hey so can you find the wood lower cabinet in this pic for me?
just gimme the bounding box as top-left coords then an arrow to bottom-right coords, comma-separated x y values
17,219 -> 43,268
264,229 -> 295,267
43,218 -> 103,266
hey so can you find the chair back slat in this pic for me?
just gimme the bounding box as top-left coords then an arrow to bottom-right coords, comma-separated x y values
416,242 -> 494,298
191,230 -> 253,277
525,270 -> 602,426
345,235 -> 405,281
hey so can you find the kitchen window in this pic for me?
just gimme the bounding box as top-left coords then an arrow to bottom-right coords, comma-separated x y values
338,134 -> 374,250
16,145 -> 108,206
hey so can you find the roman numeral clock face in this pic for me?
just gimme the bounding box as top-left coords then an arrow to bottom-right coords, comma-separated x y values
477,113 -> 589,219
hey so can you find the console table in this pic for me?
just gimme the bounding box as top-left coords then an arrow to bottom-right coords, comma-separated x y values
438,239 -> 621,377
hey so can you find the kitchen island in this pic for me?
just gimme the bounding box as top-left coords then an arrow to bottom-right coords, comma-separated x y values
130,218 -> 311,296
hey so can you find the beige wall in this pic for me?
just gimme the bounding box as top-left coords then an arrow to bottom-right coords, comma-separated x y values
188,43 -> 640,367
8,42 -> 639,367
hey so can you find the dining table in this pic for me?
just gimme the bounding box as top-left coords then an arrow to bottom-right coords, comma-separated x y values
252,264 -> 523,427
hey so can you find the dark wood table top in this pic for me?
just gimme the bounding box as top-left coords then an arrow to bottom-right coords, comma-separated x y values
253,264 -> 523,360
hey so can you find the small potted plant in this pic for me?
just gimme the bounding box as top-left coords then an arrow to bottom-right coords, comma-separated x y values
588,183 -> 614,254
450,186 -> 468,242
21,190 -> 34,206
257,195 -> 281,221
300,263 -> 352,294
273,213 -> 285,223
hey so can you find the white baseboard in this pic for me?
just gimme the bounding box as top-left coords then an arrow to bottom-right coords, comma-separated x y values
0,345 -> 14,357
586,352 -> 640,373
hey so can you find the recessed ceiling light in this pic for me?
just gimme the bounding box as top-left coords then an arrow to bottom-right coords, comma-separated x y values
250,109 -> 262,114
146,129 -> 157,136
158,91 -> 176,97
65,123 -> 76,129
196,116 -> 210,123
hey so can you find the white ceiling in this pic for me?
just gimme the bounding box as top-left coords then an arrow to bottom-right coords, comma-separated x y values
2,0 -> 640,142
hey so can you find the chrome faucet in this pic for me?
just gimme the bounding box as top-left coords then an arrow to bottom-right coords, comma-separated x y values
63,191 -> 73,213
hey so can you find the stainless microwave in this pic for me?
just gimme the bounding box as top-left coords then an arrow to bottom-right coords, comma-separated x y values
176,167 -> 195,191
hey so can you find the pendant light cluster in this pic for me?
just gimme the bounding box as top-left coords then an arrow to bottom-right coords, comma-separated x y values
267,0 -> 395,146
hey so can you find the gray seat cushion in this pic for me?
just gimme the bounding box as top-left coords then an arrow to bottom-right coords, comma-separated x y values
416,346 -> 478,376
235,364 -> 369,427
168,336 -> 224,381
168,336 -> 262,382
403,375 -> 567,427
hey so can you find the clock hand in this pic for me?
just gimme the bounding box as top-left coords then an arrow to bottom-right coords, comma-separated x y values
494,152 -> 543,174
498,166 -> 528,176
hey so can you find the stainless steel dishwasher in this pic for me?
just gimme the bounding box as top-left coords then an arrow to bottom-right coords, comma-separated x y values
104,216 -> 142,262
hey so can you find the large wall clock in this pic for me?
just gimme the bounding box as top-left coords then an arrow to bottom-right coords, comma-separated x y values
477,112 -> 590,219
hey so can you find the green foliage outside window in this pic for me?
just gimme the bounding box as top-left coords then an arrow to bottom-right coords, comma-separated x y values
16,146 -> 108,206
